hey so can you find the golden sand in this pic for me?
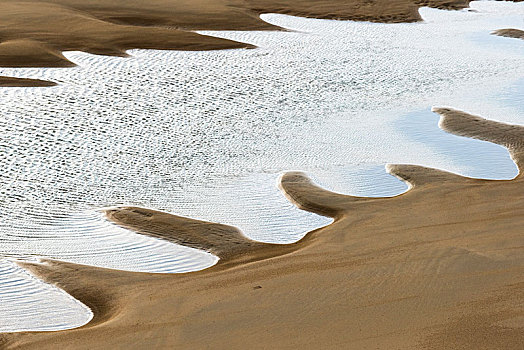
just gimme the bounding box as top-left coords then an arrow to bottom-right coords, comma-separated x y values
0,0 -> 473,86
1,108 -> 523,349
1,1 -> 523,347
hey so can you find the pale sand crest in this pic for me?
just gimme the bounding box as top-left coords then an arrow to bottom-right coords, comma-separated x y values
1,108 -> 523,349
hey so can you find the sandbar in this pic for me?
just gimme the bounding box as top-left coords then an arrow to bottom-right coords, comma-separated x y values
0,76 -> 56,87
1,108 -> 523,349
0,0 -> 473,85
493,28 -> 524,40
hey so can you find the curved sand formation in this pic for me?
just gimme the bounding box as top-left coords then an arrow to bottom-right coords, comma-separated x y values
1,108 -> 523,349
0,76 -> 56,87
0,0 -> 474,86
493,28 -> 524,40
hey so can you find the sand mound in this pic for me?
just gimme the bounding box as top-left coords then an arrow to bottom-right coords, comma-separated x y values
493,28 -> 524,40
0,0 -> 475,86
0,76 -> 56,87
0,39 -> 73,68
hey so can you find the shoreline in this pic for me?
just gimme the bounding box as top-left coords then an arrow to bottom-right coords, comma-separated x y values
0,0 -> 474,86
493,28 -> 524,40
0,76 -> 57,87
0,1 -> 523,347
2,108 -> 524,348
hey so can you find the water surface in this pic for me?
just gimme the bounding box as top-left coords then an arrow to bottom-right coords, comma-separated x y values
0,1 -> 523,331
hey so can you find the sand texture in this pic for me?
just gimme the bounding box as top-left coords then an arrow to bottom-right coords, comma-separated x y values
1,108 -> 523,349
2,0 -> 522,86
493,28 -> 524,40
0,0 -> 473,72
0,76 -> 56,87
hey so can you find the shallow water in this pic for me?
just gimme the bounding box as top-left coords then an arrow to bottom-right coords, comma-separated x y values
0,260 -> 94,332
397,108 -> 517,180
0,1 -> 523,332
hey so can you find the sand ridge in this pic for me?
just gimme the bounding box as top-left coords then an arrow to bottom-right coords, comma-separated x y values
105,207 -> 300,266
0,0 -> 476,86
1,108 -> 523,349
493,28 -> 524,40
0,76 -> 56,87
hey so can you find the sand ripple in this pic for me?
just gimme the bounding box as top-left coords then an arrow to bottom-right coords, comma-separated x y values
0,1 -> 523,332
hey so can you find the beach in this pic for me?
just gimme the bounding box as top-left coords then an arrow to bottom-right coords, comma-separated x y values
0,0 -> 473,86
0,0 -> 523,348
2,108 -> 524,349
0,76 -> 56,87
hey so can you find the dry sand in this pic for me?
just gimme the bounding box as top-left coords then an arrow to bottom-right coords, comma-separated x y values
1,108 -> 523,349
0,0 -> 474,86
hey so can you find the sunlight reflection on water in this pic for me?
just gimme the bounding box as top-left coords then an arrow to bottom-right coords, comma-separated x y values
0,1 -> 523,331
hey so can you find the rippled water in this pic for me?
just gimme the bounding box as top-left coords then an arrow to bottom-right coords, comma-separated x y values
0,260 -> 93,332
0,1 -> 523,332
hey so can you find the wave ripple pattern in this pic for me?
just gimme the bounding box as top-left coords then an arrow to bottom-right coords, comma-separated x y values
0,2 -> 523,331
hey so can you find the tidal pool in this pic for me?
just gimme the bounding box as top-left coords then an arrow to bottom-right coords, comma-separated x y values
0,1 -> 523,332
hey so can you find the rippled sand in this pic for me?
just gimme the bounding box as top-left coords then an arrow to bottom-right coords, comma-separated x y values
0,0 -> 523,334
0,0 -> 470,83
3,107 -> 524,349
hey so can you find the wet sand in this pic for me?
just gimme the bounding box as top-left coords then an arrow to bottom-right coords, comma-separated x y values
1,108 -> 523,349
2,0 -> 524,348
493,28 -> 524,40
0,0 -> 472,86
0,76 -> 56,87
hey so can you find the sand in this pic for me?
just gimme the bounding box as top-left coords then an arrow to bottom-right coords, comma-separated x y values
1,108 -> 523,349
493,28 -> 524,40
0,0 -> 475,86
0,76 -> 56,87
1,0 -> 520,87
1,0 -> 523,347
